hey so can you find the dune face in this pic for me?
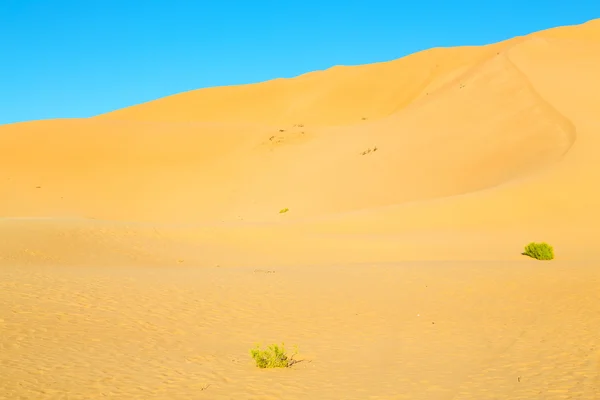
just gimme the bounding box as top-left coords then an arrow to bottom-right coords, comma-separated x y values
2,19 -> 600,400
1,20 -> 600,265
3,22 -> 597,228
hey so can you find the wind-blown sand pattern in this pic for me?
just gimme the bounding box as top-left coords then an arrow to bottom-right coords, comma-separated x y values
1,19 -> 600,399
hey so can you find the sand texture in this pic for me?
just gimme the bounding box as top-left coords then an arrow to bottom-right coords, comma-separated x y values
1,18 -> 600,399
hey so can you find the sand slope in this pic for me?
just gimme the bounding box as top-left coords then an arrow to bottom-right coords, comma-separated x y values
2,20 -> 600,265
1,18 -> 600,400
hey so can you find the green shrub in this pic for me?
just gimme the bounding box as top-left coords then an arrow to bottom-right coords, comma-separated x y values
250,343 -> 297,368
279,208 -> 289,214
523,242 -> 554,260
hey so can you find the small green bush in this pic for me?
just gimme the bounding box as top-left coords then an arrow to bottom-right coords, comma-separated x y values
523,242 -> 554,260
250,343 -> 297,369
279,208 -> 289,214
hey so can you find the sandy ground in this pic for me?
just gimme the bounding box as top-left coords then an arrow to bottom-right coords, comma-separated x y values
2,18 -> 600,399
2,262 -> 600,399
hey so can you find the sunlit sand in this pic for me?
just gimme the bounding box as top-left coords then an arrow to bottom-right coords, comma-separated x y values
1,19 -> 600,399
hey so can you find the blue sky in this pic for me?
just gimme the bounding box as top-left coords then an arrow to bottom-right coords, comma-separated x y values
1,0 -> 599,125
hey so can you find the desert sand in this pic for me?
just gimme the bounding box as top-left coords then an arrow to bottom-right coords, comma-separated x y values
1,18 -> 600,399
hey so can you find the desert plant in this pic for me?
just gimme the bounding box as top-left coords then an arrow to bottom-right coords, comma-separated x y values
250,343 -> 298,368
523,242 -> 554,260
279,208 -> 289,214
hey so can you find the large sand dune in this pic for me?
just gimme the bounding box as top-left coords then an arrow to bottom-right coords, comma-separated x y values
1,19 -> 600,399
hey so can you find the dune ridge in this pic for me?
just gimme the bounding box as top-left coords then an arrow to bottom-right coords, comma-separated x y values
2,18 -> 600,265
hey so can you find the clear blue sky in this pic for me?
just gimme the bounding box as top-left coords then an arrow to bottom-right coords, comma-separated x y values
1,0 -> 598,125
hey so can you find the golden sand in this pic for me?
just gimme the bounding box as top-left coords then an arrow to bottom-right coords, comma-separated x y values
1,19 -> 600,399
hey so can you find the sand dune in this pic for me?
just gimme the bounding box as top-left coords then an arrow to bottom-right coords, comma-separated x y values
3,20 -> 600,259
2,18 -> 600,399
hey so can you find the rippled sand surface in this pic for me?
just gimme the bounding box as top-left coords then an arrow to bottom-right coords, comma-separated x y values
2,262 -> 599,399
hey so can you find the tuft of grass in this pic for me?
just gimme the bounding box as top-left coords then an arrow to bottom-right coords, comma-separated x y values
523,242 -> 554,260
279,208 -> 289,214
250,343 -> 298,369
